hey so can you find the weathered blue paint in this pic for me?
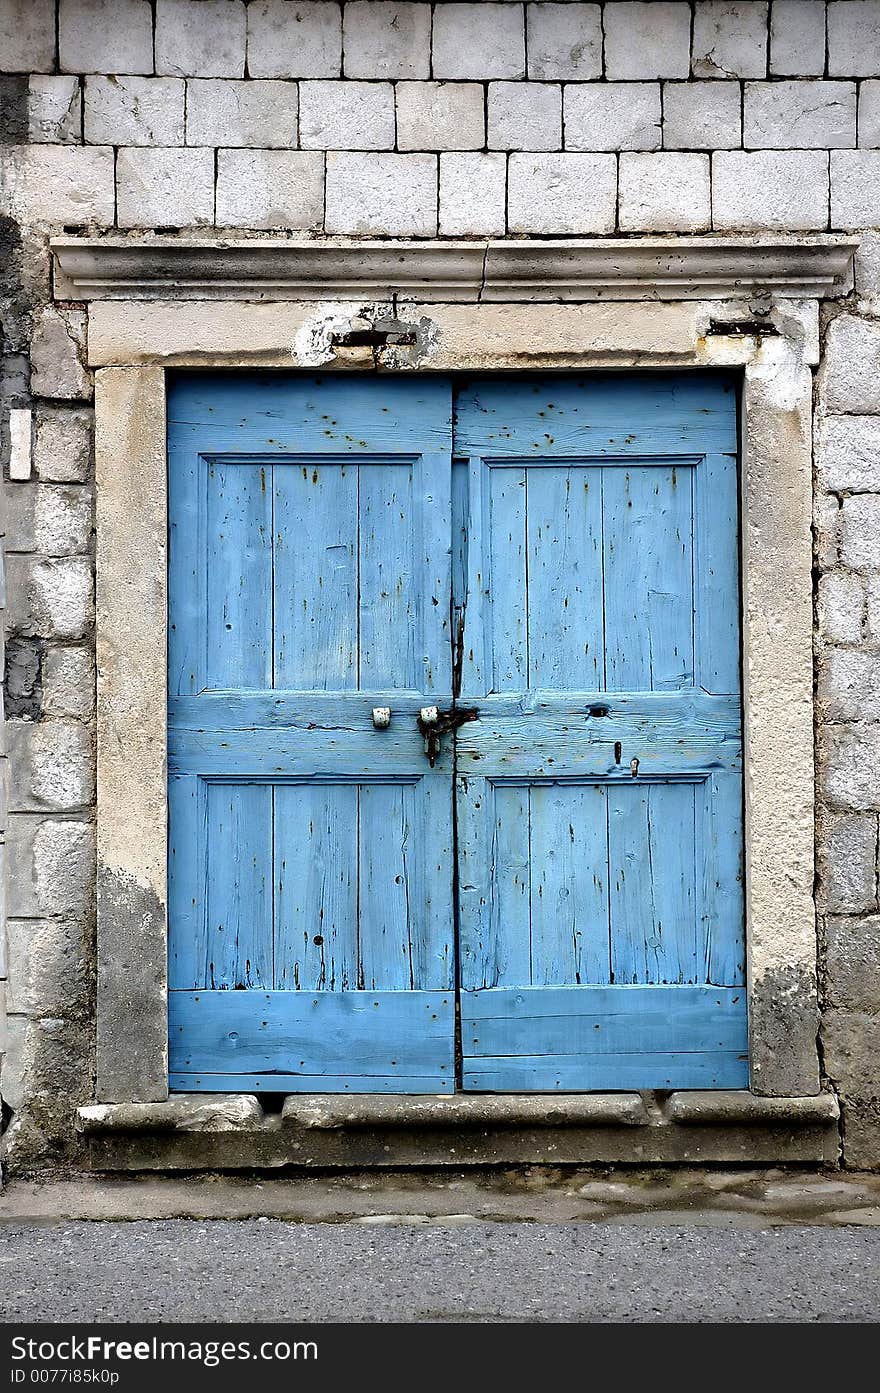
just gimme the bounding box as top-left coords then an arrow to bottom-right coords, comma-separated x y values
168,372 -> 745,1094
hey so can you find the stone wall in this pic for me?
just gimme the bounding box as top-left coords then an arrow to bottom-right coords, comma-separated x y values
1,0 -> 879,1171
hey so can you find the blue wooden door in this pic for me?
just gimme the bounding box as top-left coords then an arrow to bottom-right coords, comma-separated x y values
454,375 -> 747,1090
167,375 -> 456,1092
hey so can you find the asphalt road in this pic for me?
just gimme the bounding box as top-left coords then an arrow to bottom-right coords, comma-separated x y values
1,1220 -> 879,1322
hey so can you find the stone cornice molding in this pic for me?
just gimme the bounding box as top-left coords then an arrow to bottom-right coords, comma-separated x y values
52,234 -> 858,303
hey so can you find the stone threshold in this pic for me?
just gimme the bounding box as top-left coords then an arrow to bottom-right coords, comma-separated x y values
76,1091 -> 841,1171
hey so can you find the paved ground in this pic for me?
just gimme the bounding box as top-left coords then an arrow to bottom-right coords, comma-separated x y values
1,1218 -> 879,1322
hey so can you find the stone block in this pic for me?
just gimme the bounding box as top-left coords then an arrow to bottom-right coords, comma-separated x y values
818,570 -> 865,646
711,150 -> 829,230
507,153 -> 616,234
343,1 -> 430,79
821,816 -> 878,914
828,0 -> 880,77
432,2 -> 525,80
692,1 -> 769,78
33,409 -> 92,483
822,315 -> 880,414
42,646 -> 95,720
603,3 -> 691,80
565,83 -> 661,151
526,2 -> 602,79
4,918 -> 91,1018
247,0 -> 341,78
488,81 -> 561,151
826,912 -> 880,1004
744,80 -> 856,148
215,149 -> 323,229
8,407 -> 31,481
618,151 -> 711,231
116,147 -> 215,228
155,0 -> 246,77
840,494 -> 880,569
325,152 -> 437,236
7,720 -> 95,813
85,77 -> 185,146
821,1007 -> 880,1095
866,573 -> 880,643
4,637 -> 43,722
59,0 -> 153,75
831,151 -> 880,228
820,647 -> 880,721
396,82 -> 484,152
5,555 -> 94,641
299,80 -> 394,149
5,816 -> 95,920
186,78 -> 297,147
817,415 -> 880,492
770,0 -> 827,76
439,152 -> 506,235
28,77 -> 82,144
4,483 -> 92,556
855,231 -> 880,313
842,1098 -> 880,1168
860,82 -> 880,146
662,81 -> 741,149
0,146 -> 115,226
822,722 -> 880,810
30,308 -> 90,401
0,0 -> 55,73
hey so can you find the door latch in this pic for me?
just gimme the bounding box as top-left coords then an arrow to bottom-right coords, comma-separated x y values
417,705 -> 479,767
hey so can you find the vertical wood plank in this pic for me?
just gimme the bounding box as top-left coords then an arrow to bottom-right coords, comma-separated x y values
527,466 -> 604,690
488,783 -> 532,987
488,466 -> 528,692
696,451 -> 741,694
274,783 -> 359,991
609,781 -> 697,984
359,464 -> 417,689
167,774 -> 205,989
704,768 -> 747,986
167,447 -> 202,697
205,782 -> 273,989
205,460 -> 273,690
529,783 -> 611,986
358,782 -> 418,990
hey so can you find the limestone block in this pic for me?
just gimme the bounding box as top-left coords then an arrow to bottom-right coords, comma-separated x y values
396,82 -> 484,152
42,646 -> 95,721
186,78 -> 296,147
116,147 -> 215,228
33,409 -> 92,483
821,722 -> 880,810
865,573 -> 880,643
8,407 -> 32,481
662,81 -> 741,149
692,1 -> 769,78
0,146 -> 115,226
299,80 -> 394,150
820,816 -> 878,913
5,814 -> 96,919
85,77 -> 185,146
4,917 -> 91,1018
246,0 -> 341,79
828,0 -> 880,77
817,416 -> 880,492
28,77 -> 81,144
3,483 -> 92,556
5,555 -> 94,640
842,1098 -> 880,1168
820,647 -> 880,721
564,83 -> 661,151
618,152 -> 711,232
859,82 -> 880,145
439,152 -> 506,236
432,2 -> 525,80
840,494 -> 880,569
744,80 -> 856,148
831,151 -> 880,228
711,150 -> 829,230
59,0 -> 153,75
770,0 -> 827,76
343,1 -> 430,79
822,315 -> 880,414
7,719 -> 96,813
603,3 -> 691,80
855,231 -> 880,314
30,308 -> 90,401
325,152 -> 437,236
821,1007 -> 880,1095
216,149 -> 323,229
818,570 -> 865,646
0,0 -> 55,73
526,2 -> 602,79
507,153 -> 616,234
825,913 -> 880,1004
488,81 -> 561,152
155,0 -> 246,77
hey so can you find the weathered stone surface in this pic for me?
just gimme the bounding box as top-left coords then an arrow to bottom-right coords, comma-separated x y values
42,646 -> 95,721
665,1090 -> 838,1124
618,152 -> 711,232
527,2 -> 602,80
818,570 -> 865,646
78,1094 -> 263,1133
4,482 -> 92,556
604,2 -> 691,79
770,0 -> 827,76
4,917 -> 91,1018
662,81 -> 742,149
828,0 -> 880,77
821,648 -> 880,721
822,1007 -> 880,1095
85,77 -> 185,147
299,79 -> 394,149
216,150 -> 323,229
0,0 -> 55,73
840,493 -> 880,570
817,415 -> 880,492
5,555 -> 94,640
281,1092 -> 648,1129
692,1 -> 769,78
831,150 -> 880,227
843,1098 -> 880,1168
507,153 -> 616,234
439,153 -> 506,236
116,148 -> 215,229
744,80 -> 856,148
8,406 -> 32,480
4,636 -> 43,721
186,78 -> 296,147
33,409 -> 92,483
855,230 -> 880,313
325,152 -> 437,236
822,722 -> 880,810
30,308 -> 90,401
712,150 -> 829,229
155,0 -> 246,78
59,0 -> 153,75
826,914 -> 880,1009
396,82 -> 484,152
822,315 -> 880,413
5,815 -> 95,920
488,81 -> 561,152
28,77 -> 82,144
820,813 -> 878,912
246,0 -> 341,79
343,1 -> 430,79
7,719 -> 96,813
564,83 -> 661,152
1,146 -> 115,226
432,2 -> 525,80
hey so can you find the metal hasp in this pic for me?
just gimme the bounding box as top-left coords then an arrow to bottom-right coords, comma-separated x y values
417,705 -> 479,767
371,707 -> 391,729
